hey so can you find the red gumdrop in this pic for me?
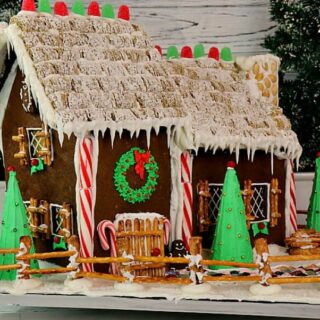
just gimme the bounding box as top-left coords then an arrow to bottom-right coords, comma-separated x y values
31,158 -> 39,166
118,5 -> 130,21
7,166 -> 16,172
54,2 -> 69,16
152,247 -> 161,257
155,45 -> 163,56
316,151 -> 320,158
180,46 -> 193,58
21,0 -> 36,11
227,161 -> 236,168
258,222 -> 265,230
88,1 -> 101,16
208,47 -> 220,61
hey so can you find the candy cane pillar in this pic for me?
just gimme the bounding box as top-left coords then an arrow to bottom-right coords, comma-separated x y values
76,136 -> 97,272
285,159 -> 298,236
181,151 -> 193,251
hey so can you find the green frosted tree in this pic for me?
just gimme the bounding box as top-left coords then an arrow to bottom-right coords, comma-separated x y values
307,154 -> 320,231
0,168 -> 39,280
210,162 -> 253,270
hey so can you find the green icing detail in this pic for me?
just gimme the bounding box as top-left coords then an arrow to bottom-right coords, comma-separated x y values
252,221 -> 269,237
114,147 -> 159,204
220,47 -> 233,62
72,0 -> 85,15
166,46 -> 179,60
194,43 -> 205,59
53,235 -> 67,250
102,4 -> 115,18
31,158 -> 45,175
38,0 -> 51,13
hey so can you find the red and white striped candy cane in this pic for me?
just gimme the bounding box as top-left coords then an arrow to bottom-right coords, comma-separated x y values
163,218 -> 171,245
289,160 -> 298,233
97,220 -> 118,275
181,151 -> 193,251
79,136 -> 94,272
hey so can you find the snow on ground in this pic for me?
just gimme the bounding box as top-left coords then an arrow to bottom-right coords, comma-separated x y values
0,246 -> 320,304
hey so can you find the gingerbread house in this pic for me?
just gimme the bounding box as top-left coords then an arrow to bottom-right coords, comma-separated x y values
0,8 -> 302,269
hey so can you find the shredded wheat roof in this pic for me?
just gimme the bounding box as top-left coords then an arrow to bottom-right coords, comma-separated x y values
6,14 -> 301,160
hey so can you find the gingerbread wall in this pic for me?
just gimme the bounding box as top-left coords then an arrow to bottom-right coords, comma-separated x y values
2,70 -> 77,255
192,149 -> 286,247
93,128 -> 171,270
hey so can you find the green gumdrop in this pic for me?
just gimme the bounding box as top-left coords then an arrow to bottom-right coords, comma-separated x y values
166,46 -> 179,60
72,0 -> 85,16
38,0 -> 51,13
221,47 -> 233,62
194,43 -> 205,59
102,4 -> 115,18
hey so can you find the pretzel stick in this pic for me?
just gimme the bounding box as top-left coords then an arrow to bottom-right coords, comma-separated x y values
204,275 -> 262,282
24,267 -> 78,275
77,271 -> 126,282
0,249 -> 19,254
77,257 -> 130,264
269,254 -> 320,262
18,251 -> 75,260
134,277 -> 192,285
126,263 -> 166,271
0,264 -> 21,271
153,218 -> 159,277
268,277 -> 320,285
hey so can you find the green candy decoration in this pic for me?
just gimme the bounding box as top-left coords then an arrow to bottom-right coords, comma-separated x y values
31,158 -> 45,175
220,47 -> 233,62
53,234 -> 67,250
102,3 -> 115,18
72,0 -> 85,16
252,221 -> 269,237
38,0 -> 51,13
307,154 -> 320,231
114,147 -> 159,204
210,162 -> 253,270
194,43 -> 205,59
0,169 -> 39,280
166,46 -> 179,60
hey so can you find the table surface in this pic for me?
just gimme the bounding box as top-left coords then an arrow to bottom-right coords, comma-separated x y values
0,294 -> 319,320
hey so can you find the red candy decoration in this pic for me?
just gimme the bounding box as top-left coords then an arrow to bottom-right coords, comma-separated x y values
227,161 -> 236,168
54,2 -> 69,16
155,45 -> 163,56
31,158 -> 39,166
258,222 -> 265,230
316,151 -> 320,158
152,247 -> 161,257
118,5 -> 130,21
21,0 -> 36,12
180,46 -> 193,59
88,1 -> 101,16
7,166 -> 16,172
208,47 -> 220,61
54,236 -> 60,244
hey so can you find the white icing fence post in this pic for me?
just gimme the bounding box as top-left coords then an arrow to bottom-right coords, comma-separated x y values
254,238 -> 272,286
67,235 -> 80,279
16,236 -> 31,280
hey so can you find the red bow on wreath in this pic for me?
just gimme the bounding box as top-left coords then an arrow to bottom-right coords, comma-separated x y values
134,150 -> 150,180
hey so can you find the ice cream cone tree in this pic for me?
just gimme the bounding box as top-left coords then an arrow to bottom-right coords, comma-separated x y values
0,168 -> 39,280
307,153 -> 320,231
210,161 -> 253,270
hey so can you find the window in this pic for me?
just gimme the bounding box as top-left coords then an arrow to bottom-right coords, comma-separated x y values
50,203 -> 73,239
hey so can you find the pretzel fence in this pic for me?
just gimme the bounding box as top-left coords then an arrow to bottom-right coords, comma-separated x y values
1,236 -> 320,286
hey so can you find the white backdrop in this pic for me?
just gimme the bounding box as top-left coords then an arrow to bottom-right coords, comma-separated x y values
65,0 -> 275,55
